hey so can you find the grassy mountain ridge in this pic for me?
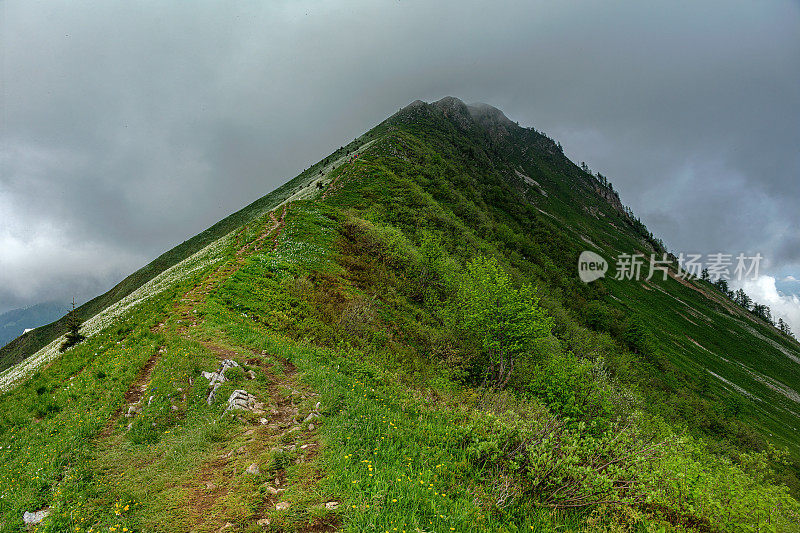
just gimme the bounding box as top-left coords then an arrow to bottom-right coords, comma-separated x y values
0,134 -> 372,375
1,97 -> 799,531
391,98 -> 800,464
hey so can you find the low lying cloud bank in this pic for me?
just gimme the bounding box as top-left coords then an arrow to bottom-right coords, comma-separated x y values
735,276 -> 800,335
0,223 -> 144,314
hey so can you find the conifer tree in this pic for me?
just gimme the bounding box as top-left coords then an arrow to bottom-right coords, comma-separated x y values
60,298 -> 85,352
734,288 -> 752,310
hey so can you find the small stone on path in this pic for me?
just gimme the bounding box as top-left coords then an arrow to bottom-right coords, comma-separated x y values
23,508 -> 50,525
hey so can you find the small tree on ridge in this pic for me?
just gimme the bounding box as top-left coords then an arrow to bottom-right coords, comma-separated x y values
60,298 -> 85,353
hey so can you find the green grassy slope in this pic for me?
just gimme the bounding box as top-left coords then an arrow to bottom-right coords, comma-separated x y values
0,134 -> 374,374
1,97 -> 799,531
395,98 -> 800,460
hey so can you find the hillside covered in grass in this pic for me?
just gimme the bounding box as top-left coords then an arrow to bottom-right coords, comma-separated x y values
1,97 -> 799,531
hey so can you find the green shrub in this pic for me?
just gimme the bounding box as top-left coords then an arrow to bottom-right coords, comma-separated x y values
449,256 -> 553,389
621,314 -> 653,355
524,349 -> 609,421
581,301 -> 612,331
267,448 -> 297,474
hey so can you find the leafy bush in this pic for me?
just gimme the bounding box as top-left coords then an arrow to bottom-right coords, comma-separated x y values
449,256 -> 553,388
267,448 -> 297,474
581,300 -> 613,331
524,349 -> 610,421
459,405 -> 799,528
621,315 -> 653,355
464,409 -> 670,508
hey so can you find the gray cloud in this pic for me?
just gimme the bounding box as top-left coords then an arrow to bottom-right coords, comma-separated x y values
1,0 -> 799,313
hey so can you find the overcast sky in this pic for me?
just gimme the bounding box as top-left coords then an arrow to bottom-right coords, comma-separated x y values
2,1 -> 799,327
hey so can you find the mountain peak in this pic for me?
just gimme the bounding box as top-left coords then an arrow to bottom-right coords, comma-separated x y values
427,97 -> 518,132
432,95 -> 468,109
402,99 -> 426,109
466,101 -> 515,126
431,96 -> 473,129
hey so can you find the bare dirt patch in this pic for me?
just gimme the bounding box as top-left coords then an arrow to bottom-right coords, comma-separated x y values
184,456 -> 234,532
182,344 -> 332,531
100,348 -> 161,437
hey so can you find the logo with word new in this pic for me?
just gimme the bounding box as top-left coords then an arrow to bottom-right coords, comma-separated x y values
578,251 -> 608,283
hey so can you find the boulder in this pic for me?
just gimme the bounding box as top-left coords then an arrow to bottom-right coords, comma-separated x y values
23,508 -> 50,525
205,359 -> 241,405
226,390 -> 256,411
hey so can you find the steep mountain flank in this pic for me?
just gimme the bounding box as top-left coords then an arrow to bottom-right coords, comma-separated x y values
1,98 -> 799,531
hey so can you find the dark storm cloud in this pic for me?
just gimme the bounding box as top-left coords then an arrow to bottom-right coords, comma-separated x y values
1,0 -> 799,314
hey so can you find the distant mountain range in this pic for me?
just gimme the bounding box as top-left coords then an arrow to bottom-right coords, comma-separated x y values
0,302 -> 68,349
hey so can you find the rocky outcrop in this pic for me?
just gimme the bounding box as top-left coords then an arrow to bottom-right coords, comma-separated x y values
204,359 -> 240,404
594,184 -> 625,215
432,96 -> 474,130
226,389 -> 257,411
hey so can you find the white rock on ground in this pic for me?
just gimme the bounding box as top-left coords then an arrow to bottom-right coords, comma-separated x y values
23,508 -> 50,525
205,359 -> 240,405
226,389 -> 256,411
